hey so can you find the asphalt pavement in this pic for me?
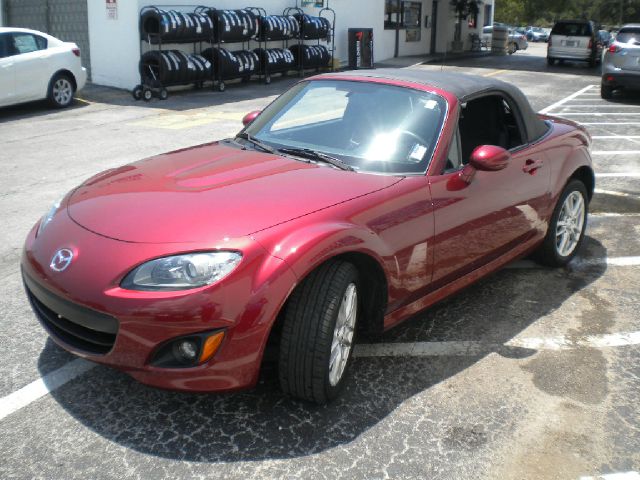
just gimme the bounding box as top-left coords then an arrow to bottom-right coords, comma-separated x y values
0,43 -> 639,480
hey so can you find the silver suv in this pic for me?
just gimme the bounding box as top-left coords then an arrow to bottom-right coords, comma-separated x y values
601,24 -> 640,99
547,19 -> 602,67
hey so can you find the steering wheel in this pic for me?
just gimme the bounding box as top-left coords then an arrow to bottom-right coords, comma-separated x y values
397,129 -> 429,146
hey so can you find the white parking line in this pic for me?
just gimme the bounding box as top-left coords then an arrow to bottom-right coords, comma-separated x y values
581,122 -> 640,125
595,173 -> 640,177
559,105 -> 640,108
354,331 -> 640,358
595,188 -> 640,199
539,85 -> 596,114
558,113 -> 640,116
592,151 -> 640,155
505,256 -> 640,269
592,136 -> 640,139
0,359 -> 95,421
580,472 -> 640,480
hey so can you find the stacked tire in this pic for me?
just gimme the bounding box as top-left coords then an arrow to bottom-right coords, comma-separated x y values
208,9 -> 259,42
290,45 -> 331,68
257,15 -> 300,41
139,50 -> 212,86
203,48 -> 260,79
140,8 -> 214,43
294,14 -> 332,40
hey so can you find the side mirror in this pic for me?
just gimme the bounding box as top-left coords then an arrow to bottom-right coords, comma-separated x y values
242,110 -> 262,126
469,145 -> 511,171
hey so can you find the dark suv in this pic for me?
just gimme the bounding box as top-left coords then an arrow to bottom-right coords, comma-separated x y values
548,19 -> 602,67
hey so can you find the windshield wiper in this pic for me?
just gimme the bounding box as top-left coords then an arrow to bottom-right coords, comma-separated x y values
276,147 -> 355,172
235,132 -> 277,154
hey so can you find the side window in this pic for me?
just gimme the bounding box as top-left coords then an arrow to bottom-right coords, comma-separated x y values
11,33 -> 46,55
500,98 -> 525,149
0,34 -> 9,59
443,127 -> 463,173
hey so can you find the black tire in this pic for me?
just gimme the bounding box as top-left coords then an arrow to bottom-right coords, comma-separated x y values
533,180 -> 588,267
218,81 -> 226,92
265,74 -> 271,85
279,260 -> 360,404
142,88 -> 153,102
601,84 -> 614,99
508,42 -> 517,54
547,57 -> 555,66
132,85 -> 144,100
47,73 -> 76,108
159,88 -> 169,100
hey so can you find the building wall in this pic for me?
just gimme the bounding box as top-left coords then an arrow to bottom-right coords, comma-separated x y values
87,0 -> 492,90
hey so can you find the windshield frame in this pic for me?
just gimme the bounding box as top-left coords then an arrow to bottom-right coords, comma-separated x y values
241,79 -> 450,176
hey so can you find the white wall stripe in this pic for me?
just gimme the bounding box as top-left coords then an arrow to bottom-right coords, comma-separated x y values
539,85 -> 596,114
354,331 -> 640,358
0,359 -> 95,421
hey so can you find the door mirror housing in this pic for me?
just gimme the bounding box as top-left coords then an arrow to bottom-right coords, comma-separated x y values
469,145 -> 511,171
242,110 -> 262,126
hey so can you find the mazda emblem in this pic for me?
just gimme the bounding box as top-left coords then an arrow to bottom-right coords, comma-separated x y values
50,249 -> 74,272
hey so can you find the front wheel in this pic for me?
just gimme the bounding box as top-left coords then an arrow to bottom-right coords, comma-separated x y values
508,42 -> 517,54
48,73 -> 75,108
534,180 -> 588,267
279,260 -> 360,404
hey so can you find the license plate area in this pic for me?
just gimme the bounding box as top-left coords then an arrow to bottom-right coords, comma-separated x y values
563,40 -> 577,47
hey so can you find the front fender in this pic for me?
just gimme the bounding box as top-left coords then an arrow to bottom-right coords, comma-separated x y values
253,221 -> 397,286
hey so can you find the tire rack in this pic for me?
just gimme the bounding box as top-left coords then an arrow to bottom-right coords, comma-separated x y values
207,8 -> 257,92
292,1 -> 336,77
135,5 -> 214,101
247,6 -> 301,84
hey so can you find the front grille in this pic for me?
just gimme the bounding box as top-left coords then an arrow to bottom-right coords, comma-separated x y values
23,274 -> 118,355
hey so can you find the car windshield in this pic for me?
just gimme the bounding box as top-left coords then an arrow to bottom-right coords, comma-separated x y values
617,28 -> 640,44
243,80 -> 447,175
552,22 -> 592,36
531,27 -> 544,32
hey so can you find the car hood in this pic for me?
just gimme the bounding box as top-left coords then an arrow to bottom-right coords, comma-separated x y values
67,142 -> 402,243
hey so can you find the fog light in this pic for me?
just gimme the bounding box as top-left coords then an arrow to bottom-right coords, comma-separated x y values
175,339 -> 198,362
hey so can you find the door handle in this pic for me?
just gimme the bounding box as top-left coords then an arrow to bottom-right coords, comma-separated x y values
523,159 -> 543,174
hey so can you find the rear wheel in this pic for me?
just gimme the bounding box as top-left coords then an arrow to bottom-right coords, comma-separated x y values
547,57 -> 555,66
534,180 -> 588,267
601,83 -> 614,99
48,73 -> 75,108
508,42 -> 517,54
279,260 -> 360,404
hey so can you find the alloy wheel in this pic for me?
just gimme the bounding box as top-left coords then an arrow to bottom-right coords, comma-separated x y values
53,78 -> 73,106
555,190 -> 585,257
328,283 -> 358,387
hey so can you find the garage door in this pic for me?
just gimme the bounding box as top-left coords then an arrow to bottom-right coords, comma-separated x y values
4,0 -> 91,78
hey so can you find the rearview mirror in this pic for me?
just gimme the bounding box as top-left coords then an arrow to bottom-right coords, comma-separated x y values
242,110 -> 262,126
469,145 -> 510,171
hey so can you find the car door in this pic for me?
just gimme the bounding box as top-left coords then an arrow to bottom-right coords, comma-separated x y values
0,33 -> 16,106
10,32 -> 50,102
428,94 -> 550,285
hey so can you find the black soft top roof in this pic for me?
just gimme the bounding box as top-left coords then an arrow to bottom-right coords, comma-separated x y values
320,68 -> 549,143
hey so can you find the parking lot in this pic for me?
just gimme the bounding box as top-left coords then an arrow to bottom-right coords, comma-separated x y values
1,42 -> 639,479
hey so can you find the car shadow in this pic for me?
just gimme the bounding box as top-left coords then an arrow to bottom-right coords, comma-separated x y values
432,53 -> 603,78
39,237 -> 607,462
0,98 -> 91,123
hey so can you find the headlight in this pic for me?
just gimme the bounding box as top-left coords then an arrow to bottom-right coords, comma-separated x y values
36,199 -> 62,237
121,252 -> 242,291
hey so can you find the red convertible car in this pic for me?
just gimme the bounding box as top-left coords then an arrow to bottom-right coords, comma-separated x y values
22,70 -> 594,404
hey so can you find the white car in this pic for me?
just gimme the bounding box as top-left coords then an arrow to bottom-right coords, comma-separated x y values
0,27 -> 87,108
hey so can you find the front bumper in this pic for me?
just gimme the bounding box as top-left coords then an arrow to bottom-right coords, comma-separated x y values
22,211 -> 296,392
